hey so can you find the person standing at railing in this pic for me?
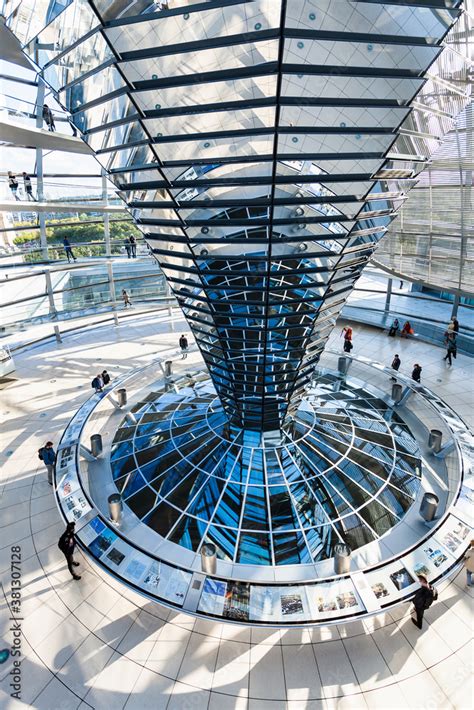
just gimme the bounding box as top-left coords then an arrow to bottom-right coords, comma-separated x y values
42,103 -> 56,131
7,171 -> 20,201
22,172 -> 36,201
63,236 -> 77,263
129,234 -> 137,258
124,237 -> 132,258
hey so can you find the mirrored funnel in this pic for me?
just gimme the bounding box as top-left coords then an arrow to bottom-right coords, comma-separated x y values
10,0 -> 470,432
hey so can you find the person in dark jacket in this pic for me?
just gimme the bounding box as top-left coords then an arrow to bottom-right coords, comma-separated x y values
91,374 -> 103,392
42,103 -> 56,131
390,354 -> 401,381
179,334 -> 188,359
411,575 -> 433,629
129,234 -> 137,258
124,238 -> 131,258
22,172 -> 36,201
58,522 -> 81,580
388,318 -> 399,337
42,441 -> 56,485
8,171 -> 20,201
412,363 -> 422,383
101,370 -> 110,386
63,237 -> 76,263
452,316 -> 460,333
443,334 -> 457,366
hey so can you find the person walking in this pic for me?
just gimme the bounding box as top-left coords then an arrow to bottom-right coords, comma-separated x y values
129,234 -> 137,258
388,318 -> 399,337
91,374 -> 104,393
412,363 -> 422,383
179,334 -> 189,359
22,172 -> 36,201
411,575 -> 436,630
58,522 -> 81,580
463,540 -> 474,586
343,336 -> 353,353
39,441 -> 56,485
124,238 -> 131,258
63,237 -> 76,263
390,354 -> 401,381
7,172 -> 20,201
443,334 -> 457,366
101,369 -> 110,386
122,289 -> 132,308
42,103 -> 56,131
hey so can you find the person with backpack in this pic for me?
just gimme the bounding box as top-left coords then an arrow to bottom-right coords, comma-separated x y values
390,354 -> 401,381
58,522 -> 81,580
411,574 -> 437,629
443,333 -> 457,366
39,441 -> 56,485
179,334 -> 188,359
91,374 -> 103,393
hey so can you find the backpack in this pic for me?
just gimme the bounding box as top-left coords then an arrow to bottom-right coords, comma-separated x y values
424,586 -> 438,609
58,533 -> 68,553
38,447 -> 44,461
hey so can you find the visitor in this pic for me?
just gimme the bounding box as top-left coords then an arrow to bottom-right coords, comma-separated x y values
124,238 -> 131,258
443,334 -> 457,366
38,441 -> 56,486
91,374 -> 104,393
63,237 -> 76,263
101,370 -> 111,386
452,316 -> 460,333
7,171 -> 20,201
390,354 -> 401,381
464,540 -> 474,586
400,321 -> 414,338
122,289 -> 132,308
22,172 -> 36,201
388,318 -> 399,337
129,234 -> 137,258
412,363 -> 422,383
411,575 -> 436,630
42,103 -> 56,131
343,337 -> 353,353
179,334 -> 189,359
58,522 -> 81,580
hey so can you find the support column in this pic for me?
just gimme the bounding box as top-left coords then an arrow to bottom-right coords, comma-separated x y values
35,80 -> 48,261
451,293 -> 460,319
107,261 -> 119,326
44,270 -> 62,342
384,277 -> 392,316
102,169 -> 111,258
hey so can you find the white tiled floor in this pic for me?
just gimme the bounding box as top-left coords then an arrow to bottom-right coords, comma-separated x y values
0,313 -> 472,709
